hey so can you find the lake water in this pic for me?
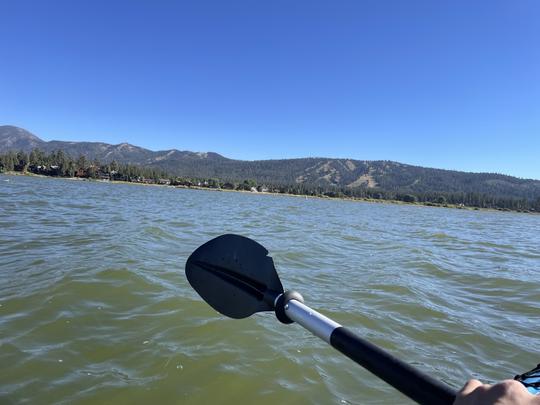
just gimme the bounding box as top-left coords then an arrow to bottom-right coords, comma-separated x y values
1,174 -> 539,404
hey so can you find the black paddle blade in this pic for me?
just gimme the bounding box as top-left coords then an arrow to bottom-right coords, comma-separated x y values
185,234 -> 284,319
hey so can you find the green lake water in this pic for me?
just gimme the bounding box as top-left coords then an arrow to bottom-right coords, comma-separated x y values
1,174 -> 539,404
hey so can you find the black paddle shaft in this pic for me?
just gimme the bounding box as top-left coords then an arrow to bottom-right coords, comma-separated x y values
280,296 -> 456,404
331,327 -> 456,404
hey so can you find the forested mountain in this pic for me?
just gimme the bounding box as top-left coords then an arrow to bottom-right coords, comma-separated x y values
2,125 -> 539,203
0,125 -> 229,167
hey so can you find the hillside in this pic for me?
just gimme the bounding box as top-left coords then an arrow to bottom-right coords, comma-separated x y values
1,125 -> 540,202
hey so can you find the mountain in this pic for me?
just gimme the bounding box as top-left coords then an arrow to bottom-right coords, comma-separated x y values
0,125 -> 231,174
1,125 -> 540,202
0,126 -> 44,151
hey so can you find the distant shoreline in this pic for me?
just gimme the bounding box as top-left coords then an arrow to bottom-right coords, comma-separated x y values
3,171 -> 535,215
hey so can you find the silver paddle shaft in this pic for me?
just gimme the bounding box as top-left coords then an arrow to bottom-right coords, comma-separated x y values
284,299 -> 341,343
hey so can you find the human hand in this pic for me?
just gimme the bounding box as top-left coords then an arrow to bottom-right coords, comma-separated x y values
454,379 -> 540,405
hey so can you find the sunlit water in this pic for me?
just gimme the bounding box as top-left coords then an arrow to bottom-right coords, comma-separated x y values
1,174 -> 539,404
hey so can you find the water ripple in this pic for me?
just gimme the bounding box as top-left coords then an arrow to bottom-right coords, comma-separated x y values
1,174 -> 539,404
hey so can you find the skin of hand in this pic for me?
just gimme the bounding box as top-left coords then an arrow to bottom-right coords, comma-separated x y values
454,379 -> 540,405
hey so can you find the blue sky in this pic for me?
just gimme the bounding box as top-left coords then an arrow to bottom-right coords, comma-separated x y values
1,1 -> 539,179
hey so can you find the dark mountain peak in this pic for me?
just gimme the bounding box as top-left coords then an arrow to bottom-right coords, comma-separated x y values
0,125 -> 44,151
199,151 -> 225,160
153,149 -> 228,160
115,142 -> 142,151
0,125 -> 42,140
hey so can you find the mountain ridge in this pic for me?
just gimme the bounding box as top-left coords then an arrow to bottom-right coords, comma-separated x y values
1,125 -> 539,202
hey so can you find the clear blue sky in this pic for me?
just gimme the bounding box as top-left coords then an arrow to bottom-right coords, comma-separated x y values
1,1 -> 539,179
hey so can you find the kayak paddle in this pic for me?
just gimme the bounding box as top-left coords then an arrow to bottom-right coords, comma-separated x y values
185,234 -> 457,404
185,234 -> 540,402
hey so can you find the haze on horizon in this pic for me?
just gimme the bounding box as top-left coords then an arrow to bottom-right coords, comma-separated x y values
1,1 -> 538,180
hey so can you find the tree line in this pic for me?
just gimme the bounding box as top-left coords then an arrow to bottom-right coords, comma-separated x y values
1,149 -> 538,213
0,149 -> 168,182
